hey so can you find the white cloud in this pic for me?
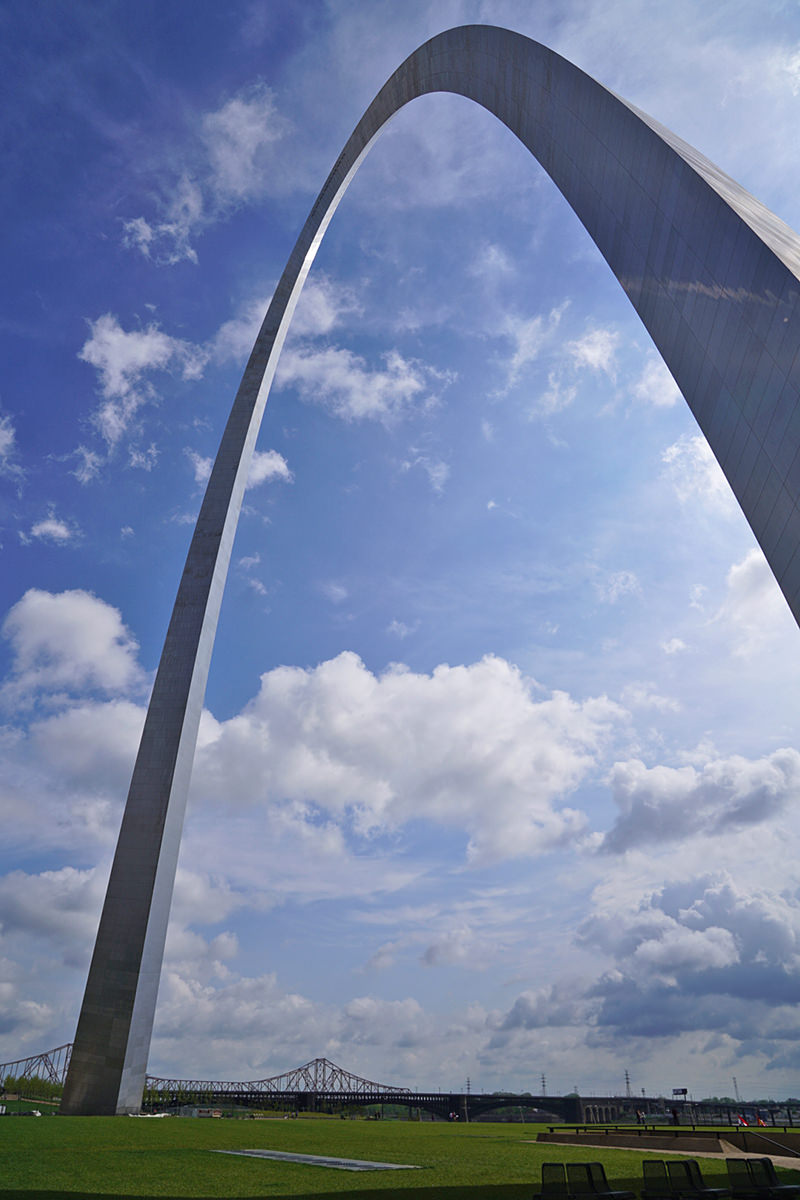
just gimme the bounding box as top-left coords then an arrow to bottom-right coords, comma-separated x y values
210,294 -> 270,364
25,510 -> 81,546
632,352 -> 681,408
661,433 -> 736,513
500,304 -> 567,391
123,83 -> 292,266
128,443 -> 159,471
600,748 -> 800,853
188,445 -> 290,491
567,328 -> 619,379
72,445 -> 103,484
715,548 -> 796,657
79,314 -> 205,446
0,865 -> 103,948
594,569 -> 641,603
201,81 -> 291,204
320,581 -> 348,604
620,682 -> 680,713
247,449 -> 292,488
191,651 -> 625,865
0,414 -> 16,462
661,637 -> 687,655
538,370 -> 578,414
575,873 -> 800,1051
210,276 -> 361,367
290,274 -> 363,339
468,241 -> 514,280
122,176 -> 203,266
276,344 -> 452,423
1,589 -> 144,705
186,449 -> 212,485
401,452 -> 450,493
387,618 -> 419,638
0,414 -> 22,483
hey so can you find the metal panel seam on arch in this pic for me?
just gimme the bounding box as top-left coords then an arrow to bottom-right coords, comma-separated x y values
60,24 -> 800,1115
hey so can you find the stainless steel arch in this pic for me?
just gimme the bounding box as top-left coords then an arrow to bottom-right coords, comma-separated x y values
61,24 -> 800,1115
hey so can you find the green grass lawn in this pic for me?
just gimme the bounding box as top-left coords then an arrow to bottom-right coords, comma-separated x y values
2,1116 -> 786,1200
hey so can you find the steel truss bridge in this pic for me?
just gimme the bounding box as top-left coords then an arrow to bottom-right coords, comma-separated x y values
146,1056 -> 415,1109
145,1059 -> 586,1121
0,1042 -> 72,1087
4,1045 -> 797,1125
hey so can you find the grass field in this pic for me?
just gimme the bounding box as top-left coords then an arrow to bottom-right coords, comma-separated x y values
3,1116 -> 790,1200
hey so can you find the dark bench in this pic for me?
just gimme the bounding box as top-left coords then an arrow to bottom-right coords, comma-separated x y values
566,1162 -> 637,1199
726,1158 -> 800,1200
642,1159 -> 730,1200
533,1162 -> 636,1200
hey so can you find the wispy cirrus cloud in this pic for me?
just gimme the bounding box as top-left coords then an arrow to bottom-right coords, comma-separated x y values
123,82 -> 294,266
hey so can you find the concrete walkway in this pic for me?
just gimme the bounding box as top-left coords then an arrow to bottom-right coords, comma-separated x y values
530,1136 -> 800,1169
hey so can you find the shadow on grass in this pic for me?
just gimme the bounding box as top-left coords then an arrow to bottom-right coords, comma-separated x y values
0,1188 -> 537,1200
0,1169 -> 752,1200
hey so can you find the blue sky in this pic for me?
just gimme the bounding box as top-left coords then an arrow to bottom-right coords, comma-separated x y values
3,0 -> 800,1102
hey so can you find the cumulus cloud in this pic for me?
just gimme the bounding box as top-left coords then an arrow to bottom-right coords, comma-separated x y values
497,983 -> 585,1033
186,446 -> 290,491
247,449 -> 292,487
600,748 -> 800,853
150,966 -> 441,1080
632,352 -> 681,407
276,344 -> 452,424
715,547 -> 797,656
577,875 -> 800,1048
210,275 -> 361,371
290,274 -> 363,339
1,589 -> 144,706
0,866 -> 103,950
186,448 -> 212,485
23,509 -> 81,546
79,313 -> 205,446
191,651 -> 624,864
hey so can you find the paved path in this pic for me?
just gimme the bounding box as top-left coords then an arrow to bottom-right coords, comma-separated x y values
531,1137 -> 800,1169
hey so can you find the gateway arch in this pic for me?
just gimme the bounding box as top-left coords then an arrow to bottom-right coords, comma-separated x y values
62,25 -> 800,1115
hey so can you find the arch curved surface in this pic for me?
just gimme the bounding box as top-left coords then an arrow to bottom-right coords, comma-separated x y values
62,25 -> 800,1114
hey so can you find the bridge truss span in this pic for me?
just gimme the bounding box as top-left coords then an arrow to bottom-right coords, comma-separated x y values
0,1043 -> 72,1088
145,1056 -> 412,1103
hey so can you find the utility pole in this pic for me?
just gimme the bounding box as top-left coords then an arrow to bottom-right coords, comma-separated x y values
625,1069 -> 632,1098
733,1077 -> 742,1103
